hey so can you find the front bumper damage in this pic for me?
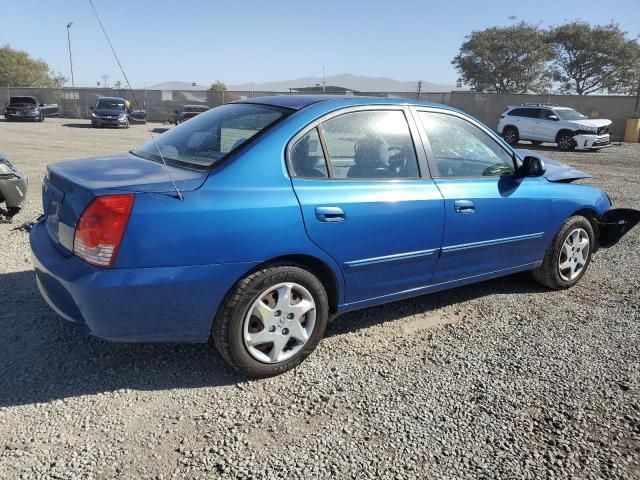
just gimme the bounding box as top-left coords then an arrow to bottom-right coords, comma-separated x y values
598,208 -> 640,248
573,133 -> 611,150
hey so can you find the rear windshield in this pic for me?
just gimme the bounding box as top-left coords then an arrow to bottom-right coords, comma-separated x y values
554,108 -> 586,121
96,99 -> 125,110
132,103 -> 291,168
10,97 -> 36,105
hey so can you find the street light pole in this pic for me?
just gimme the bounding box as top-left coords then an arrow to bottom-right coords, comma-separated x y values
66,22 -> 78,117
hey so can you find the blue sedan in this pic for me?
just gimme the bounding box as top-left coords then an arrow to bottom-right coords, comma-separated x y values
30,96 -> 639,377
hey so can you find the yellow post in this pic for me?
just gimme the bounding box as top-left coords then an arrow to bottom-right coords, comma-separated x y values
624,118 -> 640,143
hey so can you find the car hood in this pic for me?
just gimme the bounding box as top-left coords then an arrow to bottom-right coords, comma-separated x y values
517,149 -> 593,182
567,119 -> 612,129
93,108 -> 127,116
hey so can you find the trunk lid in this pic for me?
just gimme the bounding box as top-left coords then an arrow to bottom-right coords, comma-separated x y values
42,152 -> 208,255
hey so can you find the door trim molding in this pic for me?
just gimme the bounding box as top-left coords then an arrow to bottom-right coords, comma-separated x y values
343,248 -> 438,271
441,232 -> 544,255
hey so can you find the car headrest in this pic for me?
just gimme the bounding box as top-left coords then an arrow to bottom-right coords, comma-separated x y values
354,138 -> 388,168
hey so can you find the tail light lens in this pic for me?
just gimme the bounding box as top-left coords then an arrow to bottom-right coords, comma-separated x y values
73,194 -> 134,267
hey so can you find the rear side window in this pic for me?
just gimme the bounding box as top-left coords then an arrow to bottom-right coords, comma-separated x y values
419,111 -> 515,178
509,108 -> 539,118
290,128 -> 328,178
319,110 -> 420,179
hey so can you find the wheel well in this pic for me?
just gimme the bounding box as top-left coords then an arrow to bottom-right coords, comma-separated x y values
572,208 -> 601,249
555,129 -> 575,142
250,255 -> 340,314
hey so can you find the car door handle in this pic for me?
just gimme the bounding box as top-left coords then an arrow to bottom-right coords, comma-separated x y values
315,206 -> 345,223
454,200 -> 475,214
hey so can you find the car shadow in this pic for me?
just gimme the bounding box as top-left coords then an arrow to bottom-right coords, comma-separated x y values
0,268 -> 546,407
151,127 -> 169,134
61,123 -> 93,128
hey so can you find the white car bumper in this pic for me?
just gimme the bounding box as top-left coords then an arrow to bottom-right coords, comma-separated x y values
573,133 -> 611,150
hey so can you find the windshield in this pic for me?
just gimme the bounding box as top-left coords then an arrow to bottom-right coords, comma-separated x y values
555,108 -> 586,121
133,103 -> 290,168
96,99 -> 125,110
183,106 -> 208,113
10,97 -> 36,105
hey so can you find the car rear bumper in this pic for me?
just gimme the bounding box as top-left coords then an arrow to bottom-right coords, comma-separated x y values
30,221 -> 256,343
573,133 -> 611,150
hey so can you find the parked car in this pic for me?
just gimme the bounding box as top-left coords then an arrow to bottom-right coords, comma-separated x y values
0,151 -> 27,220
90,97 -> 129,128
497,104 -> 612,151
30,96 -> 639,377
4,96 -> 58,122
174,104 -> 210,125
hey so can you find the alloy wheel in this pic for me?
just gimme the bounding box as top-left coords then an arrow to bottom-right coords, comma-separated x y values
243,282 -> 316,364
558,228 -> 590,281
558,134 -> 573,151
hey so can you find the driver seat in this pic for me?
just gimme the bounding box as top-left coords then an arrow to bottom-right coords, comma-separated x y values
347,138 -> 393,178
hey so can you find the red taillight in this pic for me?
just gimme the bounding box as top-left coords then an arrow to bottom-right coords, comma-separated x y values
73,194 -> 134,267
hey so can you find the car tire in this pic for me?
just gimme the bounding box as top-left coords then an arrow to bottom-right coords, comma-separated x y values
503,126 -> 519,146
212,264 -> 329,378
557,132 -> 576,151
532,215 -> 594,289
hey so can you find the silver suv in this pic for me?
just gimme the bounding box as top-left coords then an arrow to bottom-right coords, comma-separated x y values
497,104 -> 612,151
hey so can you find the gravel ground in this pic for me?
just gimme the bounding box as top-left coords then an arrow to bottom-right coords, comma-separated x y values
0,118 -> 639,479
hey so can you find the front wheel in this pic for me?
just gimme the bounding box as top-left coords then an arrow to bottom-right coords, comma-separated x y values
532,216 -> 594,289
212,265 -> 329,378
557,132 -> 576,151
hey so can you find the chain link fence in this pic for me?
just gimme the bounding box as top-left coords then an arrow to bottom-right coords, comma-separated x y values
2,87 -> 636,139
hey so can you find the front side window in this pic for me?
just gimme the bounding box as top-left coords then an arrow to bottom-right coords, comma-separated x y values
133,103 -> 290,168
318,110 -> 419,179
418,111 -> 515,178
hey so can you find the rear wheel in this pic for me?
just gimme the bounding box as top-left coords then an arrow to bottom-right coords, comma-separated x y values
212,264 -> 329,378
503,126 -> 519,146
532,216 -> 594,289
557,132 -> 576,151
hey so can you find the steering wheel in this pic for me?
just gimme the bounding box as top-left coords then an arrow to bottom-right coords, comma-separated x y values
482,163 -> 513,177
387,145 -> 406,174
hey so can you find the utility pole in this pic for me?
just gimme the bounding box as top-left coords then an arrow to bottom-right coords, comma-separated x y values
634,77 -> 640,117
322,65 -> 326,94
101,74 -> 109,89
417,80 -> 423,100
66,22 -> 78,117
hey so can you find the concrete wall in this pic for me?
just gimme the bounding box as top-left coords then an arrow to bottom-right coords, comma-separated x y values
2,87 -> 637,140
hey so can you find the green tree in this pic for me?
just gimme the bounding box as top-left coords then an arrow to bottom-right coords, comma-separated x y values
209,80 -> 227,92
547,22 -> 638,95
452,22 -> 554,93
0,44 -> 66,87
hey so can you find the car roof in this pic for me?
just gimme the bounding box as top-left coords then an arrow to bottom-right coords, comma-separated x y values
237,94 -> 456,112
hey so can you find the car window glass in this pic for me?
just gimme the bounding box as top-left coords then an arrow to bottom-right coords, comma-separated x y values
290,128 -> 329,178
540,109 -> 556,119
419,111 -> 515,178
509,108 -> 526,117
320,110 -> 419,179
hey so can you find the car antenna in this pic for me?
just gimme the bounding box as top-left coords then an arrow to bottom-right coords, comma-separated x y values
87,0 -> 183,200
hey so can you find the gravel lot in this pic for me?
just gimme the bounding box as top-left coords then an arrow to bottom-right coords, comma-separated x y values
0,118 -> 639,479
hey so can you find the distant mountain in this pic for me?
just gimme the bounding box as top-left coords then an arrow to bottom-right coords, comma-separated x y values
150,74 -> 460,93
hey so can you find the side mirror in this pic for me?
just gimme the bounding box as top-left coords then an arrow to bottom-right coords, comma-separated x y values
519,156 -> 546,177
548,115 -> 559,121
